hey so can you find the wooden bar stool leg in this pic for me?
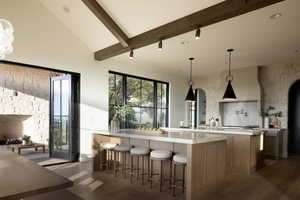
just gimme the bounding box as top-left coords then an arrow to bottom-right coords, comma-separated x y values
130,155 -> 133,184
123,152 -> 127,178
172,164 -> 176,197
147,156 -> 150,182
114,151 -> 117,177
137,156 -> 140,181
169,160 -> 172,190
142,156 -> 145,185
150,159 -> 153,188
182,165 -> 186,194
160,160 -> 163,192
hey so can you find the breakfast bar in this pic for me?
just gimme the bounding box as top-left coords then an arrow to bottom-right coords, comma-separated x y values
92,130 -> 227,200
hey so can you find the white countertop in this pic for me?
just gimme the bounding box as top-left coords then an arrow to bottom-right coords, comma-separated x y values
161,127 -> 263,136
93,129 -> 227,144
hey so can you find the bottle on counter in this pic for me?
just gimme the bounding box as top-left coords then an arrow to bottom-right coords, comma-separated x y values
215,118 -> 220,128
264,116 -> 270,129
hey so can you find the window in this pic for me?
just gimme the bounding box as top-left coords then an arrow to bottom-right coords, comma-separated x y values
109,71 -> 169,128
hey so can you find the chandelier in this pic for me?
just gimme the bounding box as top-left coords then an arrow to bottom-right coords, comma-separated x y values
0,19 -> 14,59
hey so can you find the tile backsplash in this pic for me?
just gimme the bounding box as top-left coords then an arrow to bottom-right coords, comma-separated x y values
221,101 -> 259,127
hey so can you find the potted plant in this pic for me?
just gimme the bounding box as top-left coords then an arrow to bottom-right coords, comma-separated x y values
110,105 -> 134,133
21,135 -> 31,145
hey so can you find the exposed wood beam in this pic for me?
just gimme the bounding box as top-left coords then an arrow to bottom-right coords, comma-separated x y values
94,0 -> 286,61
82,0 -> 129,47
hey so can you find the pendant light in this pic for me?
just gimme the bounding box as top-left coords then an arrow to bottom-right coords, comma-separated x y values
223,49 -> 237,100
185,57 -> 196,102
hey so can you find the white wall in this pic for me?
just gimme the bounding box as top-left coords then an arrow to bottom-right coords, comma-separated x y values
1,0 -> 187,156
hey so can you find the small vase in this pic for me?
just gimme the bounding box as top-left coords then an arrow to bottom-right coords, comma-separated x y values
110,114 -> 120,133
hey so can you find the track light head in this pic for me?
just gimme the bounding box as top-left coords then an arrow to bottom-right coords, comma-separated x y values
129,49 -> 134,59
158,40 -> 163,51
195,27 -> 201,40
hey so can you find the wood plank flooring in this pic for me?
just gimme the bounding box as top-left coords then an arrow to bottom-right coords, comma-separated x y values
27,156 -> 300,200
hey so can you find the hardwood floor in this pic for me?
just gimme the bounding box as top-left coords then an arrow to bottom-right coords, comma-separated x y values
27,156 -> 300,200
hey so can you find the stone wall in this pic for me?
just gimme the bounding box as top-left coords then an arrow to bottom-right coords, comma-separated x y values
0,62 -> 59,144
259,63 -> 300,128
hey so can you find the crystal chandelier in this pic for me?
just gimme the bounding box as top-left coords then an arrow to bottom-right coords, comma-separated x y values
0,19 -> 14,59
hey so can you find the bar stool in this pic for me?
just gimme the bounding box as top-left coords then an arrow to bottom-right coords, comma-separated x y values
112,145 -> 131,177
99,142 -> 116,170
172,154 -> 187,196
150,150 -> 172,192
130,147 -> 150,185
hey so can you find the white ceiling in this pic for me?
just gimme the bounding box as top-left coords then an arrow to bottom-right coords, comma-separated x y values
28,0 -> 300,77
96,0 -> 225,37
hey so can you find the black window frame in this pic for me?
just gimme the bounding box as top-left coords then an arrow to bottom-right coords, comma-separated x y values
109,71 -> 169,128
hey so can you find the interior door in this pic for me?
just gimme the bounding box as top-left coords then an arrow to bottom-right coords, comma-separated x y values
50,74 -> 80,161
289,80 -> 300,154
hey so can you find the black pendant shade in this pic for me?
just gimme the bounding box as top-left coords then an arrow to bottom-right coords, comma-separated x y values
185,57 -> 196,102
223,49 -> 237,100
223,80 -> 236,100
185,85 -> 196,102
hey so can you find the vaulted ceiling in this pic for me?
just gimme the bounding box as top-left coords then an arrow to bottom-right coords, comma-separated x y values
27,0 -> 300,77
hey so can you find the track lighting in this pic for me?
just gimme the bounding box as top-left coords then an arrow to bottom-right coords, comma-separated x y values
129,49 -> 134,59
195,27 -> 201,40
158,40 -> 163,51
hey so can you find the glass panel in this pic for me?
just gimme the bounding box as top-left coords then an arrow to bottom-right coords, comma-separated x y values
53,80 -> 61,116
141,108 -> 154,128
127,77 -> 141,106
115,75 -> 123,105
141,80 -> 154,107
53,80 -> 61,151
109,74 -> 123,105
162,84 -> 167,108
157,83 -> 162,108
61,79 -> 69,150
109,73 -> 116,105
157,109 -> 167,128
127,107 -> 141,128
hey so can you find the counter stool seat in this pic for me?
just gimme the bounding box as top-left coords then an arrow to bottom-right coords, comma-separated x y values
173,154 -> 187,164
114,145 -> 131,152
150,150 -> 172,160
100,142 -> 117,150
131,147 -> 150,155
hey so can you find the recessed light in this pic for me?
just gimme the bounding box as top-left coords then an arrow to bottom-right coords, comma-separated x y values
62,5 -> 71,13
270,13 -> 282,20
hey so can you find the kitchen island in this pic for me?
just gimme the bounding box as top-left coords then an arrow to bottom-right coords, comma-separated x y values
92,130 -> 227,200
162,127 -> 263,174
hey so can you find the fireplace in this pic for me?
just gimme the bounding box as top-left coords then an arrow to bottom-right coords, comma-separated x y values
0,114 -> 32,141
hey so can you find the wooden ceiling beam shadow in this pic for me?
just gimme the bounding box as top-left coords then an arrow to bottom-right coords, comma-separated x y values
82,0 -> 129,47
94,0 -> 286,61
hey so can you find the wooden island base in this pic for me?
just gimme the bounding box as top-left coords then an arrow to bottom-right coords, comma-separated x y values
93,132 -> 227,200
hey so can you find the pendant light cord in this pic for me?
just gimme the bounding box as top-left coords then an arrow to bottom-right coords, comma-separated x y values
229,51 -> 231,77
190,59 -> 192,84
227,49 -> 234,81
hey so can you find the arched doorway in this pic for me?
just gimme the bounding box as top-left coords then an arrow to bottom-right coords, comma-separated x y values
288,80 -> 300,154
